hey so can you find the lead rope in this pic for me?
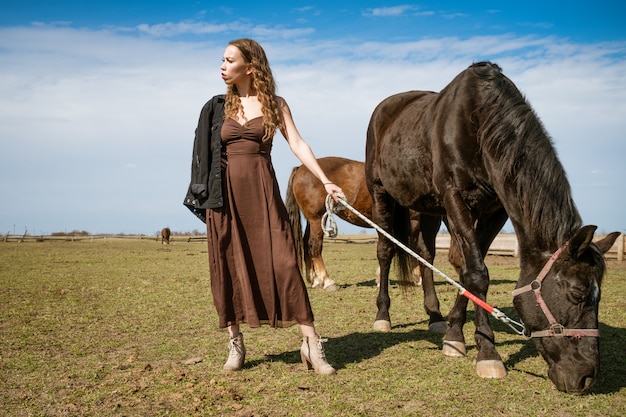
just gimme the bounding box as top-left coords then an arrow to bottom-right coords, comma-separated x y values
325,194 -> 527,337
321,194 -> 342,238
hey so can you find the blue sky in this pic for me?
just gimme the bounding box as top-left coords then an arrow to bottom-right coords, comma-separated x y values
1,1 -> 625,236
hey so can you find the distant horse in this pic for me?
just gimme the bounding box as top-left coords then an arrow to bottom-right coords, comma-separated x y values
161,227 -> 171,244
285,156 -> 449,332
365,61 -> 619,394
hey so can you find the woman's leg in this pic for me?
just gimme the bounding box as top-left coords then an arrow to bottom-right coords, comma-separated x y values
299,322 -> 335,375
299,323 -> 316,338
223,324 -> 245,373
228,324 -> 240,337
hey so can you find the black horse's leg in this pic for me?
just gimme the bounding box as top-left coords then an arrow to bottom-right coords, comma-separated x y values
475,208 -> 508,258
413,214 -> 448,333
472,208 -> 509,374
446,207 -> 508,278
442,189 -> 506,378
372,188 -> 396,332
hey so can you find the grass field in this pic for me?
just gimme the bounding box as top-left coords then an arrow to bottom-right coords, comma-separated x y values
1,238 -> 624,416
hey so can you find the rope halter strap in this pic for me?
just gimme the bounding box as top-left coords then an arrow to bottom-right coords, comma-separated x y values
511,241 -> 599,339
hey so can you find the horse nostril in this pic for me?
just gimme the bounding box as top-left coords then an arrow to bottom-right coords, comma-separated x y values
551,365 -> 596,394
580,375 -> 596,393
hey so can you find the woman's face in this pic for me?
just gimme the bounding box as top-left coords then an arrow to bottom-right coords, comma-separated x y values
220,45 -> 251,85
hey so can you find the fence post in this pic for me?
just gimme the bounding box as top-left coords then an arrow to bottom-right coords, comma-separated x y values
617,234 -> 624,262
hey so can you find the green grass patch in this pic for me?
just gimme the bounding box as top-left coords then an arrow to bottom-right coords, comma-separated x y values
1,239 -> 624,416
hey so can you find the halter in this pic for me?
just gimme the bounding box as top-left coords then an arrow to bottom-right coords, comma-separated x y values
511,241 -> 600,339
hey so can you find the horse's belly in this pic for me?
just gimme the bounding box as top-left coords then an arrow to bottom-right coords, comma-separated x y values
404,195 -> 446,215
380,174 -> 444,214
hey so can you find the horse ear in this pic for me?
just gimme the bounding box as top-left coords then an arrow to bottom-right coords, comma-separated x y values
594,231 -> 621,255
568,225 -> 597,259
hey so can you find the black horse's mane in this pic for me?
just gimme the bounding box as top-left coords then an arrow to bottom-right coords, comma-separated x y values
471,62 -> 582,245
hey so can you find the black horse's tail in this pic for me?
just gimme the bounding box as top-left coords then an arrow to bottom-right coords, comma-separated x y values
392,204 -> 417,288
286,167 -> 305,271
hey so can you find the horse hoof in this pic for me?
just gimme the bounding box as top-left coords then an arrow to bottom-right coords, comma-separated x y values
323,280 -> 339,291
476,360 -> 507,379
428,321 -> 449,334
442,340 -> 466,357
311,279 -> 322,289
373,320 -> 391,332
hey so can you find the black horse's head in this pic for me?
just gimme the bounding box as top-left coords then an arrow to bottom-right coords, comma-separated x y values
514,226 -> 619,394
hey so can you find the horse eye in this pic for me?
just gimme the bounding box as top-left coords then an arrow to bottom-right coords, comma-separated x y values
569,291 -> 586,304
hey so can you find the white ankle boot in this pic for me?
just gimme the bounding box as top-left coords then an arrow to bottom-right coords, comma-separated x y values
223,333 -> 245,373
301,335 -> 336,375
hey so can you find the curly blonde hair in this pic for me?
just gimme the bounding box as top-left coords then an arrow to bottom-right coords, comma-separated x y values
224,39 -> 285,142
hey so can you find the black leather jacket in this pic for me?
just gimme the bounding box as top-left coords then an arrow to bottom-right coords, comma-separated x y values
183,94 -> 225,223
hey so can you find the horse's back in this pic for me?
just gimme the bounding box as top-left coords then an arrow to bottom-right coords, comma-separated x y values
293,157 -> 363,200
320,157 -> 373,225
367,90 -> 437,145
366,90 -> 443,210
366,91 -> 436,168
366,64 -> 509,213
292,157 -> 373,226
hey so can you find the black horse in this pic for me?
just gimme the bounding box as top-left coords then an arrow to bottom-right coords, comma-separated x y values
365,61 -> 619,394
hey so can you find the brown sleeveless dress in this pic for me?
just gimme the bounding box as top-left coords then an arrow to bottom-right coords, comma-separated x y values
206,116 -> 314,328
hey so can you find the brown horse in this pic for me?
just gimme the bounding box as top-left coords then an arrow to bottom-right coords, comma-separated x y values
161,227 -> 171,244
366,61 -> 620,393
285,156 -> 449,333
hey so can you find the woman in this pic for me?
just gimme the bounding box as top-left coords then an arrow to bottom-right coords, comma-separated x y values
184,38 -> 343,375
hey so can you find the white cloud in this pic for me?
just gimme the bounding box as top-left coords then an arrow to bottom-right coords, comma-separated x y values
1,22 -> 625,234
132,20 -> 315,39
364,5 -> 417,17
136,21 -> 230,37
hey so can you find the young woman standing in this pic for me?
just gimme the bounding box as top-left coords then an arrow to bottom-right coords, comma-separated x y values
184,38 -> 343,375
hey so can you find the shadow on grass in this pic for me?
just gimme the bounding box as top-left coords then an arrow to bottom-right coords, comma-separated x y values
255,324 -> 442,371
591,322 -> 625,394
250,305 -> 624,395
348,277 -> 517,289
352,279 -> 388,288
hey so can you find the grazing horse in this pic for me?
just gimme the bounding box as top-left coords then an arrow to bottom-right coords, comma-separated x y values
161,227 -> 171,244
285,156 -> 449,332
365,61 -> 619,394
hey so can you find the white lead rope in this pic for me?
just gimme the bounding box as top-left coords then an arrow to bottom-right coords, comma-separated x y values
326,194 -> 527,337
321,193 -> 340,238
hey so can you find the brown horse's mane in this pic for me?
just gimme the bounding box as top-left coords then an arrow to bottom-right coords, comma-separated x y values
472,62 -> 582,245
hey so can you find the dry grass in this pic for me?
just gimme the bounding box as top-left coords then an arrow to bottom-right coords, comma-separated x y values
1,238 -> 624,416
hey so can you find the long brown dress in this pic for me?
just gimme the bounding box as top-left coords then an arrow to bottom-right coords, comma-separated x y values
206,116 -> 315,329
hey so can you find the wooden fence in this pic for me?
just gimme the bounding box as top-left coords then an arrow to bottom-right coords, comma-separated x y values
321,233 -> 625,261
0,234 -> 156,243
